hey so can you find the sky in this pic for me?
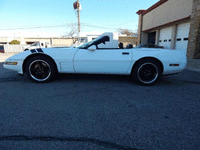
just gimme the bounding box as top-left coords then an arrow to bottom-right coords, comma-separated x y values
0,0 -> 159,37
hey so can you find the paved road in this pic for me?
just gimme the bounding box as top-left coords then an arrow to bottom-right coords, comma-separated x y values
0,63 -> 200,150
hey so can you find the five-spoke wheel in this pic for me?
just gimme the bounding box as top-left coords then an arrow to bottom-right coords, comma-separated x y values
132,59 -> 161,85
26,56 -> 57,82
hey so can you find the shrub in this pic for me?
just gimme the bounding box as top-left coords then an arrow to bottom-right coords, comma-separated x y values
9,40 -> 20,45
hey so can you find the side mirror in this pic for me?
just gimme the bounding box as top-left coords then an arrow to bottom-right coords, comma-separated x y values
88,45 -> 96,51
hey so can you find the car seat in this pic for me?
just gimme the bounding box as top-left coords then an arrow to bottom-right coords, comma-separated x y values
126,44 -> 133,49
118,42 -> 123,49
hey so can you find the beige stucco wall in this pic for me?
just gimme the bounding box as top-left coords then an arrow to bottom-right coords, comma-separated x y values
0,37 -> 23,44
142,0 -> 193,31
0,37 -> 9,42
24,38 -> 51,44
24,38 -> 74,46
0,37 -> 75,47
52,38 -> 74,46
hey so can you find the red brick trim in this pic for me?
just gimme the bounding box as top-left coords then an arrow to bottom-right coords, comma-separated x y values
136,10 -> 146,15
142,16 -> 191,32
143,0 -> 169,15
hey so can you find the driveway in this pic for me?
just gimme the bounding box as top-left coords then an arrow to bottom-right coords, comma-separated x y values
0,66 -> 199,150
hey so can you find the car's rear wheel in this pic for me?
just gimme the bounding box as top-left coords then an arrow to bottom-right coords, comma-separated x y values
132,59 -> 161,85
26,56 -> 57,83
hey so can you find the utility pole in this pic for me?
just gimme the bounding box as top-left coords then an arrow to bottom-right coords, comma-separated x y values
73,0 -> 81,33
73,0 -> 81,44
77,0 -> 80,33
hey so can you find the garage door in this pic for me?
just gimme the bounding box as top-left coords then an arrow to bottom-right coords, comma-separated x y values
159,27 -> 173,49
175,22 -> 190,51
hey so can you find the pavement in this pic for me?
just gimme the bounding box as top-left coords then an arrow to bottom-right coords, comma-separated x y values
0,52 -> 200,73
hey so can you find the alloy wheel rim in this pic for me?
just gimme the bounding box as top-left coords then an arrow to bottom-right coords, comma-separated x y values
137,63 -> 158,84
29,60 -> 51,81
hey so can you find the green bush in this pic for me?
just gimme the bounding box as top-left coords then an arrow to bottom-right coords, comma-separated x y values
9,40 -> 20,45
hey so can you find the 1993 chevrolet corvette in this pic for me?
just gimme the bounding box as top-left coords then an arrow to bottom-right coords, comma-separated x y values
3,34 -> 187,85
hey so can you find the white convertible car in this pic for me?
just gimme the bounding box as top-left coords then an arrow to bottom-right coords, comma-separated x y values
4,35 -> 187,85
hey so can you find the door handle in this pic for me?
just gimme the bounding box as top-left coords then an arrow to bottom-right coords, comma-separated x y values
122,52 -> 129,55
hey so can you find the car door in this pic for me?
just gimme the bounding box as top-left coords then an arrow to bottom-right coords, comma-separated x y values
73,48 -> 132,74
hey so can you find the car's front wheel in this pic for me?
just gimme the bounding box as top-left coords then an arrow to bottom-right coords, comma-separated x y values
26,56 -> 57,83
132,59 -> 162,85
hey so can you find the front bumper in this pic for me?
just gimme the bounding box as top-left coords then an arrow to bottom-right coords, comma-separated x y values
3,59 -> 24,74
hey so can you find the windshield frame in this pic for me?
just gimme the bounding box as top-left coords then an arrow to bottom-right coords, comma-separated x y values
77,36 -> 110,49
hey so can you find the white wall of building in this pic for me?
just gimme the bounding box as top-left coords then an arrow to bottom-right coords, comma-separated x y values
158,27 -> 173,49
175,22 -> 190,52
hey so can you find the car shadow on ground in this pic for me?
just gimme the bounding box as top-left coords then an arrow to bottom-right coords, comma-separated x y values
157,70 -> 200,86
56,73 -> 180,87
57,73 -> 131,82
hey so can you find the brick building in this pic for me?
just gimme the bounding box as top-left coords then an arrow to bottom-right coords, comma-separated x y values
137,0 -> 200,59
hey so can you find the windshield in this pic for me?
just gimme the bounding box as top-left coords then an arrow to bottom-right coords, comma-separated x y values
77,36 -> 110,49
136,44 -> 146,48
77,40 -> 94,49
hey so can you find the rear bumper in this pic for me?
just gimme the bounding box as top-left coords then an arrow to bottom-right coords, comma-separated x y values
162,61 -> 186,75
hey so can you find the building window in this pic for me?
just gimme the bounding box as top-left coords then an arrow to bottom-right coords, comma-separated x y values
26,42 -> 35,44
0,42 -> 7,44
177,38 -> 181,41
80,37 -> 88,43
169,39 -> 171,42
0,45 -> 4,53
164,39 -> 167,42
184,38 -> 188,41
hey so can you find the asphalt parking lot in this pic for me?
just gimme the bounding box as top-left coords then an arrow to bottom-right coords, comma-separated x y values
0,62 -> 200,150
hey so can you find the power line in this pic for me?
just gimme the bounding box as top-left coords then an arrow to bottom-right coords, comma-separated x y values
0,24 -> 71,30
0,23 -> 137,32
82,23 -> 137,32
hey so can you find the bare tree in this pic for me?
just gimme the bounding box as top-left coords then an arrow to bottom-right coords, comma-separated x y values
64,23 -> 78,44
118,28 -> 135,36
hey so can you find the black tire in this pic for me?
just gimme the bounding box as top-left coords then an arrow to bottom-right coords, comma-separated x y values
132,59 -> 161,85
26,56 -> 57,83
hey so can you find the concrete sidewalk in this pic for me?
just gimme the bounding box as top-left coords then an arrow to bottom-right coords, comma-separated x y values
185,58 -> 200,73
0,52 -> 200,73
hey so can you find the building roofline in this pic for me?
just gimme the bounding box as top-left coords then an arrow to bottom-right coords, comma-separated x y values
136,0 -> 168,15
136,10 -> 146,15
142,16 -> 191,32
